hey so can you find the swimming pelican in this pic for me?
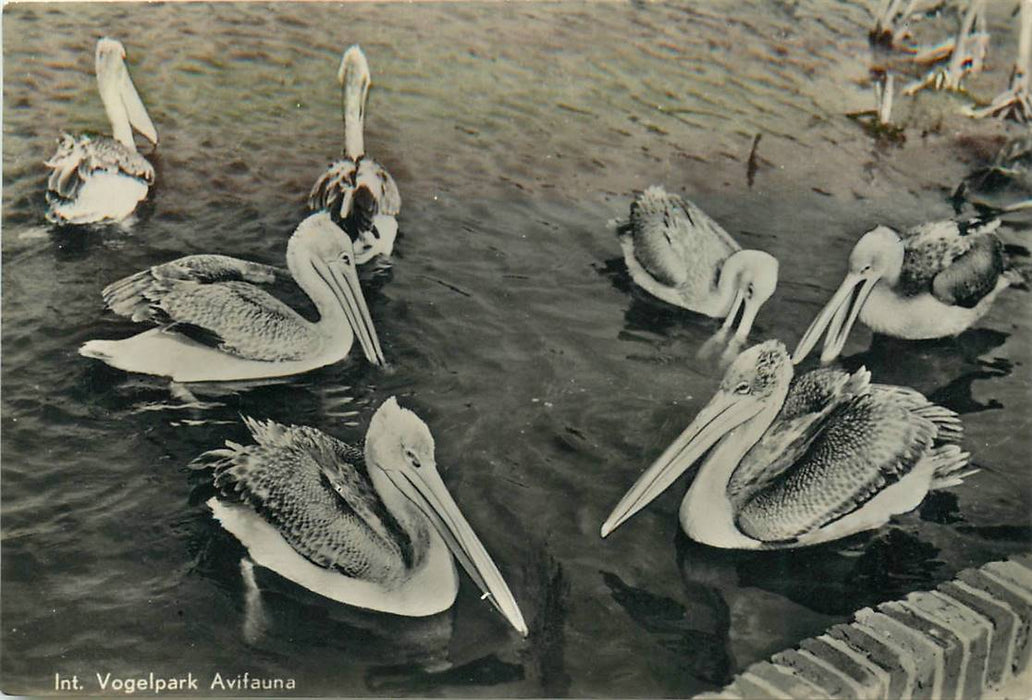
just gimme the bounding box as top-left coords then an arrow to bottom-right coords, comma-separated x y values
79,212 -> 386,382
600,340 -> 972,549
792,218 -> 1014,365
192,397 -> 528,634
617,186 -> 779,353
309,45 -> 400,265
45,38 -> 158,225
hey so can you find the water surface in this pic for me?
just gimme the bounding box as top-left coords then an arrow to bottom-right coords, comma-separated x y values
3,1 -> 1031,696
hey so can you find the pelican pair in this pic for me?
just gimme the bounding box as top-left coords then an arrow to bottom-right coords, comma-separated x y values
46,38 -> 157,225
617,186 -> 779,362
601,340 -> 973,549
193,397 -> 527,635
792,217 -> 1014,365
79,212 -> 385,382
309,45 -> 401,264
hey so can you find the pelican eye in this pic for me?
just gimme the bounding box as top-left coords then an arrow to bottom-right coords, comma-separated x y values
733,381 -> 751,395
339,252 -> 352,265
746,282 -> 755,298
404,449 -> 422,469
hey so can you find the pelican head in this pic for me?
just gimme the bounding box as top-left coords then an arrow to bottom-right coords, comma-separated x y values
338,45 -> 370,160
95,37 -> 158,148
287,212 -> 386,366
600,340 -> 792,538
720,250 -> 780,342
365,397 -> 528,636
338,44 -> 371,91
792,226 -> 904,365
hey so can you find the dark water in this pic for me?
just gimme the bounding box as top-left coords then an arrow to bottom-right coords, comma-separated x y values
3,1 -> 1031,697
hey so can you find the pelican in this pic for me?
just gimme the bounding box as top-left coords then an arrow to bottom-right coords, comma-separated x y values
792,218 -> 1014,365
617,186 -> 779,355
45,38 -> 158,226
600,340 -> 973,549
191,397 -> 528,634
79,212 -> 386,382
309,45 -> 400,265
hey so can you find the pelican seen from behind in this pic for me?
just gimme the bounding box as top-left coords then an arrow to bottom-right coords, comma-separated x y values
192,397 -> 527,635
309,45 -> 400,264
792,218 -> 1014,365
617,186 -> 779,361
79,212 -> 385,382
45,38 -> 158,225
601,340 -> 973,549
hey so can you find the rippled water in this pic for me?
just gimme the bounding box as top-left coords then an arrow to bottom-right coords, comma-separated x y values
3,1 -> 1031,697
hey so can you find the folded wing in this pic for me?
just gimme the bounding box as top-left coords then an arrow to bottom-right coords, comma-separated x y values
193,418 -> 411,584
735,391 -> 951,543
101,258 -> 318,362
897,218 -> 1005,307
45,134 -> 154,203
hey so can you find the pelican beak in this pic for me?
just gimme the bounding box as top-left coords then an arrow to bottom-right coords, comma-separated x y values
721,288 -> 762,344
791,272 -> 878,365
388,463 -> 528,637
319,257 -> 386,366
600,391 -> 763,538
97,39 -> 157,146
119,61 -> 158,146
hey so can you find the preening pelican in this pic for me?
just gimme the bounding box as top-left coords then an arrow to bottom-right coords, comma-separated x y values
45,38 -> 158,225
792,218 -> 1014,365
79,212 -> 386,382
192,397 -> 527,635
309,45 -> 400,264
601,340 -> 972,549
617,186 -> 778,358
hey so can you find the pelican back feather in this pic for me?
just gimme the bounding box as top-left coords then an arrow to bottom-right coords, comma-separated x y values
728,367 -> 870,507
897,218 -> 1005,307
309,157 -> 400,235
735,388 -> 960,544
102,254 -> 288,322
619,186 -> 739,290
45,134 -> 153,220
192,418 -> 417,585
102,268 -> 320,362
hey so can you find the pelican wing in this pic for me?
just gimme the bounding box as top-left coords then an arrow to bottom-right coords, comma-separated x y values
728,367 -> 870,505
102,254 -> 290,318
309,158 -> 400,233
309,159 -> 357,214
618,186 -> 739,289
897,218 -> 1005,307
734,391 -> 943,543
45,134 -> 154,202
103,270 -> 320,361
193,418 -> 413,584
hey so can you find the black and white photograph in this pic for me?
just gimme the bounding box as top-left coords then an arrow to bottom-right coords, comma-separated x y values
2,0 -> 1031,697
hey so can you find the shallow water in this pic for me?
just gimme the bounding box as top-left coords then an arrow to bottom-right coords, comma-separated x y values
3,1 -> 1032,697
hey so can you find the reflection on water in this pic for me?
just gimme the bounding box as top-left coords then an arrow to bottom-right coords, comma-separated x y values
3,0 -> 1032,696
837,327 -> 1012,414
602,568 -> 734,686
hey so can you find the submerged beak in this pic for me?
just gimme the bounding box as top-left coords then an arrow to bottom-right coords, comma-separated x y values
600,392 -> 762,538
389,464 -> 528,637
791,272 -> 878,365
317,258 -> 386,366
